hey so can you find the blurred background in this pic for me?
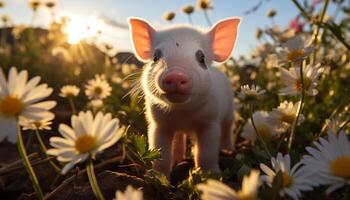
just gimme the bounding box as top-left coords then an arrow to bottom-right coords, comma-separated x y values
0,0 -> 342,57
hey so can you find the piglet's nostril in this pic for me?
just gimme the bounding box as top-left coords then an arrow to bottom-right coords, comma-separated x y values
165,80 -> 172,85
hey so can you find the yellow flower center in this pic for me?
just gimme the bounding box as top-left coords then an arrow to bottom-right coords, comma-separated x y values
280,113 -> 296,124
94,86 -> 103,95
287,49 -> 305,61
295,77 -> 312,91
65,92 -> 75,97
256,124 -> 272,141
75,135 -> 97,153
0,95 -> 23,117
33,121 -> 43,128
330,156 -> 350,178
238,193 -> 256,200
282,172 -> 293,188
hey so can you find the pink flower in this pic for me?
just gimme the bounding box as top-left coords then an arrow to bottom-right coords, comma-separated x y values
312,0 -> 323,8
288,17 -> 305,33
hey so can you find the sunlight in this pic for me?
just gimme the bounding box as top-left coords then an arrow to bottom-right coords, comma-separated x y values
64,15 -> 102,44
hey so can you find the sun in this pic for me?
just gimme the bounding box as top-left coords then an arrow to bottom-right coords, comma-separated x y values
64,15 -> 102,44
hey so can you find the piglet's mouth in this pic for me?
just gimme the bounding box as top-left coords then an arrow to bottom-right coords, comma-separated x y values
164,93 -> 191,103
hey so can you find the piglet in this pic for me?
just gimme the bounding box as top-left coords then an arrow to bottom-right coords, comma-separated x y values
128,17 -> 241,177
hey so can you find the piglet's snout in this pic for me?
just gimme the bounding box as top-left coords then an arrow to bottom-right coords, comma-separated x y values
161,69 -> 192,94
160,69 -> 192,103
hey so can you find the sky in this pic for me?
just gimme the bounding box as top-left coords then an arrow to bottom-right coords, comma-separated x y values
0,0 -> 337,57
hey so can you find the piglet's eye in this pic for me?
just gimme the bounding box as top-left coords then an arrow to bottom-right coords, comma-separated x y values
196,50 -> 207,69
153,49 -> 162,62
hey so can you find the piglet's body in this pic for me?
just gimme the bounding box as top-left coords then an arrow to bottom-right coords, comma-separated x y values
128,17 -> 241,176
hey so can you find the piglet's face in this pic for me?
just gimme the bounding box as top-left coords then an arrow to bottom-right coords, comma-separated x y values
128,17 -> 241,106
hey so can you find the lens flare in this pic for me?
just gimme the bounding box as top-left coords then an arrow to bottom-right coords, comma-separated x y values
64,16 -> 102,44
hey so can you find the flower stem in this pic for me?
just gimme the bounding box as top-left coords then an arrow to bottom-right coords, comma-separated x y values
16,122 -> 44,199
87,157 -> 105,200
312,0 -> 329,44
311,0 -> 330,63
249,105 -> 272,158
203,10 -> 212,26
336,116 -> 350,135
188,15 -> 193,25
34,129 -> 61,172
290,0 -> 312,21
288,61 -> 306,151
68,97 -> 77,115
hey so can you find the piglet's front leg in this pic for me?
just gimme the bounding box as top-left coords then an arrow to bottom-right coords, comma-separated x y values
148,124 -> 174,177
195,123 -> 221,173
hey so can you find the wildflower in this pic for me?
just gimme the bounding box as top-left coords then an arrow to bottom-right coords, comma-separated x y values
85,75 -> 112,100
260,153 -> 313,200
267,9 -> 277,18
29,0 -> 41,11
1,15 -> 10,26
302,131 -> 350,194
197,170 -> 260,200
197,0 -> 212,10
163,11 -> 175,22
20,112 -> 54,131
47,111 -> 123,174
255,28 -> 263,39
266,54 -> 279,69
182,5 -> 195,14
269,101 -> 304,131
12,24 -> 26,39
238,84 -> 265,104
45,0 -> 56,9
59,85 -> 80,98
276,36 -> 314,64
88,99 -> 104,110
279,63 -> 323,96
0,67 -> 55,143
241,111 -> 280,143
251,43 -> 273,60
266,26 -> 296,43
288,17 -> 305,33
114,185 -> 143,200
182,4 -> 195,24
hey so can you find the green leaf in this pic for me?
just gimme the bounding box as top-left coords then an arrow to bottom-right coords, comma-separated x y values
142,148 -> 161,169
131,134 -> 148,156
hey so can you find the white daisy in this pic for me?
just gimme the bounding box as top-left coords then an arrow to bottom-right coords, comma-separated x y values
114,185 -> 143,200
197,170 -> 260,200
85,74 -> 112,100
238,84 -> 266,103
20,112 -> 55,130
251,43 -> 274,60
276,35 -> 314,65
241,111 -> 280,143
260,153 -> 313,200
47,111 -> 123,174
0,67 -> 55,143
302,131 -> 350,194
265,26 -> 296,43
280,63 -> 323,96
269,101 -> 304,131
88,99 -> 104,110
59,85 -> 80,98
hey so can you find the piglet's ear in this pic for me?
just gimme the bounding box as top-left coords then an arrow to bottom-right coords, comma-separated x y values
208,17 -> 241,63
128,18 -> 156,62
